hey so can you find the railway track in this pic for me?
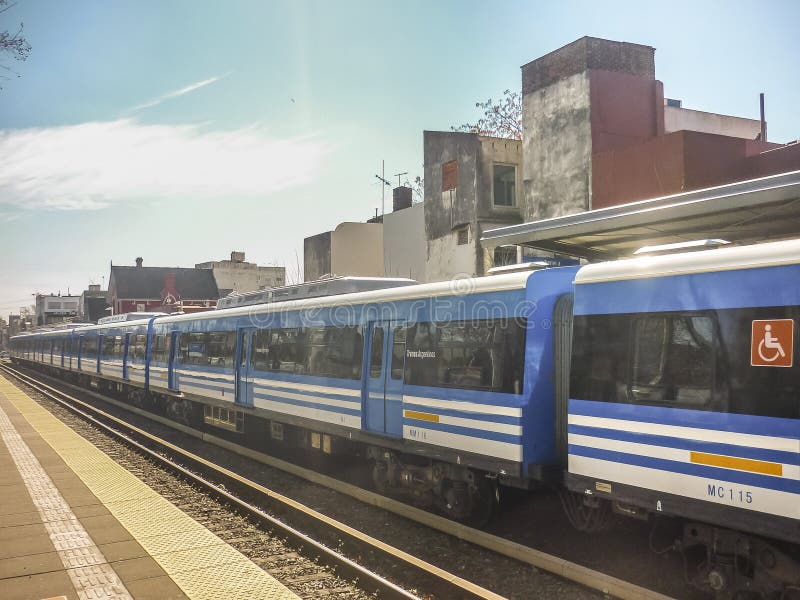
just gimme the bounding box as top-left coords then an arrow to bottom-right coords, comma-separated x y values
1,362 -> 676,600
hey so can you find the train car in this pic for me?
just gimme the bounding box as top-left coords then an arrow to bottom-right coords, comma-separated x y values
145,267 -> 577,517
566,238 -> 800,596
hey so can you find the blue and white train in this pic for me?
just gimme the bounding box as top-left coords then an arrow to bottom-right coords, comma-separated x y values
10,239 -> 800,597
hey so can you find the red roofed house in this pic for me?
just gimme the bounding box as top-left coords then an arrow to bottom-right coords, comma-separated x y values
108,257 -> 219,315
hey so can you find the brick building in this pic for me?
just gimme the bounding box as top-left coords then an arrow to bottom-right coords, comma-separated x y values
108,258 -> 219,315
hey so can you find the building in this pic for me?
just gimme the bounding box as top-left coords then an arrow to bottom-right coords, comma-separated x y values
7,314 -> 22,337
422,132 -> 523,280
383,200 -> 426,281
305,36 -> 799,283
79,284 -> 110,323
195,251 -> 285,297
34,294 -> 81,326
519,36 -> 799,215
108,257 -> 219,315
303,222 -> 384,281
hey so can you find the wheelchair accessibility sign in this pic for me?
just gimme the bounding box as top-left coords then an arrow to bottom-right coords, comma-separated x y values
751,319 -> 794,367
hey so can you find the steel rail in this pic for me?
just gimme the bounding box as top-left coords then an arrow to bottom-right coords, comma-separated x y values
3,362 -> 677,600
1,364 -> 506,600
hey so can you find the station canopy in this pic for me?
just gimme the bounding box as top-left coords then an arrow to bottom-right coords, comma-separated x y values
481,170 -> 800,261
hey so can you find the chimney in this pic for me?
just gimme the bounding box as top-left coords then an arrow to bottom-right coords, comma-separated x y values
392,186 -> 413,212
230,251 -> 245,263
135,257 -> 143,268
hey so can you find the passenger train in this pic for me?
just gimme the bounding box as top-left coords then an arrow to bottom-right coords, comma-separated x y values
10,239 -> 800,598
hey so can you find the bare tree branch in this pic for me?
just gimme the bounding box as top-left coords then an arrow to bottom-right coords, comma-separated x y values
452,89 -> 522,140
0,0 -> 30,88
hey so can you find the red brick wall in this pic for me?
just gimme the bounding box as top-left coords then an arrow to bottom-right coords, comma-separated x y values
592,132 -> 687,208
592,131 -> 800,209
589,70 -> 663,154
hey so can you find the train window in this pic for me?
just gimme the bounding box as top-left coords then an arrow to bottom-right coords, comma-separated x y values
369,327 -> 384,378
630,315 -> 713,406
251,326 -> 362,379
151,334 -> 170,363
572,308 -> 800,419
179,333 -> 204,365
307,326 -> 364,380
83,336 -> 99,356
102,335 -> 124,359
391,327 -> 405,379
717,306 -> 800,419
207,332 -> 235,368
252,328 -> 304,374
130,334 -> 147,361
404,319 -> 525,393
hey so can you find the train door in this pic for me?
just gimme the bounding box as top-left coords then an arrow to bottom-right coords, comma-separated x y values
235,328 -> 255,407
364,320 -> 405,436
168,331 -> 180,390
76,336 -> 83,371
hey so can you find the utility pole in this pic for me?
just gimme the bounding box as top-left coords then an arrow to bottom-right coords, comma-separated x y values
374,159 -> 392,219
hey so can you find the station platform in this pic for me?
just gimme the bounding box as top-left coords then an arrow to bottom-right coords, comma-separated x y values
0,374 -> 298,600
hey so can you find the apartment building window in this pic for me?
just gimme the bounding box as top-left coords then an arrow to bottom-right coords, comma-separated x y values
493,164 -> 516,207
456,225 -> 469,245
493,246 -> 517,267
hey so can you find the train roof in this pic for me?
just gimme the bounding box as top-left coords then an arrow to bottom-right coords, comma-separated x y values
156,271 -> 538,325
216,276 -> 416,309
575,237 -> 800,285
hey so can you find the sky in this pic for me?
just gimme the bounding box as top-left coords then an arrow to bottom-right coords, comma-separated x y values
1,0 -> 799,319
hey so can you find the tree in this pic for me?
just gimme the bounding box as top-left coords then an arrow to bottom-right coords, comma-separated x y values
452,89 -> 522,140
403,174 -> 424,203
0,0 -> 31,88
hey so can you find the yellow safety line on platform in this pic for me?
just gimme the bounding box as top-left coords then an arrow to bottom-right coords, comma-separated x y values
0,375 -> 298,600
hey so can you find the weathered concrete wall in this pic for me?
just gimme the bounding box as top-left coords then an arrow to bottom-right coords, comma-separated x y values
331,222 -> 384,277
423,131 -> 481,240
383,203 -> 426,281
422,131 -> 524,280
196,261 -> 285,295
424,232 -> 477,282
521,36 -> 657,219
664,106 -> 762,139
522,71 -> 593,220
303,231 -> 331,281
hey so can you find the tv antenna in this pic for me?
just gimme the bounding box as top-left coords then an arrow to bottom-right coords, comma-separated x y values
374,159 -> 392,218
394,171 -> 408,187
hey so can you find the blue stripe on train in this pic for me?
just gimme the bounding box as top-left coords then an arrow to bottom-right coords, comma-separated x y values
252,391 -> 361,417
568,424 -> 800,466
569,444 -> 800,494
569,399 -> 799,439
574,264 -> 800,315
403,416 -> 521,444
250,382 -> 360,404
402,402 -> 521,425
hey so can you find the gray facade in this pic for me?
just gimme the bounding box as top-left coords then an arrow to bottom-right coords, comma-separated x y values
196,251 -> 285,296
520,36 -> 655,220
423,131 -> 523,279
303,231 -> 332,281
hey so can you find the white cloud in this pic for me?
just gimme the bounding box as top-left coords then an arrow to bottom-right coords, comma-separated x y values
127,74 -> 229,112
0,119 -> 331,211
